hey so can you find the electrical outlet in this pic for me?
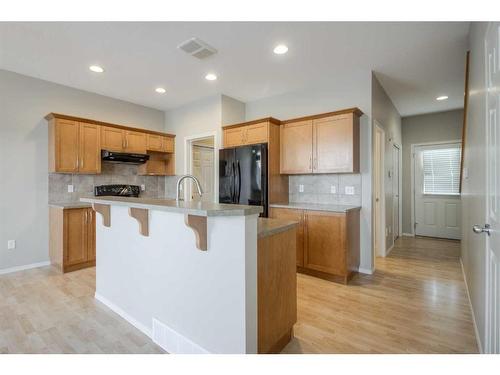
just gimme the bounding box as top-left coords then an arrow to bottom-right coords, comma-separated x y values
299,184 -> 304,193
67,184 -> 74,193
330,185 -> 336,194
7,240 -> 16,250
141,184 -> 146,191
345,186 -> 355,195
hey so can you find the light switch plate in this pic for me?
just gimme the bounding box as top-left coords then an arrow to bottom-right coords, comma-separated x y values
299,184 -> 304,193
345,186 -> 355,195
67,184 -> 74,193
330,185 -> 336,194
7,240 -> 16,250
141,184 -> 146,191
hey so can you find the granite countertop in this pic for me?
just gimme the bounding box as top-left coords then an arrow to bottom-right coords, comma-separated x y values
258,217 -> 298,238
269,202 -> 361,213
49,201 -> 92,209
80,196 -> 263,217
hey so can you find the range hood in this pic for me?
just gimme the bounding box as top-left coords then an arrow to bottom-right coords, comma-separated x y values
101,150 -> 150,164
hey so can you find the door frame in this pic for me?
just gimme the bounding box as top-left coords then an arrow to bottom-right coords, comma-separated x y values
410,139 -> 462,235
372,121 -> 386,260
392,143 -> 402,240
184,131 -> 219,203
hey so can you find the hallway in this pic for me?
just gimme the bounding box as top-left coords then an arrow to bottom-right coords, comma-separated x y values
283,236 -> 479,353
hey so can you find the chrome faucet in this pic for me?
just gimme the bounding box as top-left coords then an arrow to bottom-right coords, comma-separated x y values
176,174 -> 203,201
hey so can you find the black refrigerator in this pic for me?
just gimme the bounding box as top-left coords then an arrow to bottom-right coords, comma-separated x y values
219,143 -> 268,217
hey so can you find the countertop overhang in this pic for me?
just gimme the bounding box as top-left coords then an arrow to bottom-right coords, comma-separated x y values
80,196 -> 263,217
258,218 -> 298,238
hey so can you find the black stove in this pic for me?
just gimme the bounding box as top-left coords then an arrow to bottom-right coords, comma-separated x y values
94,184 -> 140,198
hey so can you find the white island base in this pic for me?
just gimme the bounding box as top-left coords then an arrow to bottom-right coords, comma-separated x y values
81,196 -> 262,354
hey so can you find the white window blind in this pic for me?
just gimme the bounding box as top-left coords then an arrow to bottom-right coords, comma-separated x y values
422,146 -> 462,195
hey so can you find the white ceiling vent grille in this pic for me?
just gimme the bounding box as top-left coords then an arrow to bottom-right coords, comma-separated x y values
178,38 -> 217,60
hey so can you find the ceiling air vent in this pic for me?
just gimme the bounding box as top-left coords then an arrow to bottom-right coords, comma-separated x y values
177,38 -> 217,60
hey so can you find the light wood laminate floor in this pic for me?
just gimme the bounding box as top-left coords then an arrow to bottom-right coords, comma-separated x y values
283,236 -> 479,353
0,236 -> 478,353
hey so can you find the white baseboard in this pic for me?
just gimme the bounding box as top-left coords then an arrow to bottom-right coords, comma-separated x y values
402,232 -> 415,237
94,293 -> 152,338
152,318 -> 210,354
0,261 -> 50,276
358,267 -> 374,275
460,257 -> 483,353
385,244 -> 394,256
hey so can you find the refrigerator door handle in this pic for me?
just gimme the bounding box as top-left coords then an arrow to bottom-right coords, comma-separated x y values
231,162 -> 236,203
237,160 -> 242,202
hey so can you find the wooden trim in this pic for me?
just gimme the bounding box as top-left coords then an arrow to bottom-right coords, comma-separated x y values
184,214 -> 207,251
128,207 -> 149,236
459,50 -> 470,193
45,113 -> 176,138
281,107 -> 363,124
222,117 -> 281,130
92,203 -> 111,227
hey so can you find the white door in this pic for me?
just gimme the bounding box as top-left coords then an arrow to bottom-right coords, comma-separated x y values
374,125 -> 385,257
484,22 -> 500,354
414,143 -> 462,239
191,145 -> 214,202
393,145 -> 400,241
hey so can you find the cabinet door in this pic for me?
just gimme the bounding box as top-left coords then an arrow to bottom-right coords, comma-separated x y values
55,119 -> 80,173
64,208 -> 88,267
87,209 -> 96,261
244,122 -> 268,145
269,208 -> 304,266
79,122 -> 101,174
280,120 -> 313,174
163,136 -> 175,153
224,127 -> 245,147
125,131 -> 147,153
304,210 -> 346,275
101,126 -> 124,151
147,134 -> 164,151
313,114 -> 356,173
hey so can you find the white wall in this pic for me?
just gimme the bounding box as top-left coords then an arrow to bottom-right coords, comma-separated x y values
401,109 -> 463,234
461,22 -> 489,352
371,73 -> 402,252
0,69 -> 165,271
245,74 -> 374,272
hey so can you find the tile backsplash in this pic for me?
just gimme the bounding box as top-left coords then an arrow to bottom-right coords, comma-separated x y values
288,174 -> 362,206
49,162 -> 170,203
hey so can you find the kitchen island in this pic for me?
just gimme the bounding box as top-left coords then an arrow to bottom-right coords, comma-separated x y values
80,196 -> 297,354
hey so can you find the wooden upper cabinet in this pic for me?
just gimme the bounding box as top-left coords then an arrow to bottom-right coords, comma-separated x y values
101,126 -> 125,152
280,120 -> 313,174
51,119 -> 80,173
280,109 -> 361,174
245,122 -> 268,145
124,130 -> 147,153
224,127 -> 246,148
304,210 -> 346,276
79,122 -> 101,174
147,134 -> 164,152
163,136 -> 175,153
222,120 -> 271,148
313,114 -> 359,173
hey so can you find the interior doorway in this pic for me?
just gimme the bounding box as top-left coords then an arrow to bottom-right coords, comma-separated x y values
373,122 -> 386,261
185,134 -> 217,203
392,144 -> 401,241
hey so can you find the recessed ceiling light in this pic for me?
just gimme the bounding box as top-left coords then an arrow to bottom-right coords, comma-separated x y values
436,95 -> 448,101
155,87 -> 166,94
205,73 -> 217,81
273,44 -> 288,55
89,65 -> 104,73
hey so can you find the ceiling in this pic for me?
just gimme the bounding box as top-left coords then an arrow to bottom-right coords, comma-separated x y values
0,22 -> 469,116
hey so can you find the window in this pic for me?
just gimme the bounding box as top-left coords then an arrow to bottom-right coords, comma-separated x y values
422,145 -> 462,195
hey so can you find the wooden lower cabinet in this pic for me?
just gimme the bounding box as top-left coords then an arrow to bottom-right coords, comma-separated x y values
49,206 -> 96,273
269,207 -> 360,284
